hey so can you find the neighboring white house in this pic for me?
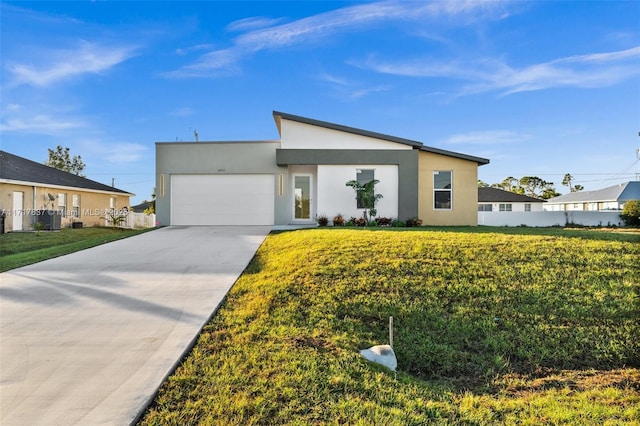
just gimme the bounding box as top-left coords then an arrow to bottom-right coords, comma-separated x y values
544,182 -> 640,211
477,185 -> 630,227
478,187 -> 545,213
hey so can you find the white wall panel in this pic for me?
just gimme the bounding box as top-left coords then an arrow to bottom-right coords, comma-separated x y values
281,121 -> 413,151
316,165 -> 398,221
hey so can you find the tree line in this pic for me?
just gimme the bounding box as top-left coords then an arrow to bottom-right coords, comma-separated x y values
478,173 -> 583,200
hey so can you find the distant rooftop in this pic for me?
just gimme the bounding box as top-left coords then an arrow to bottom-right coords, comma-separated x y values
0,150 -> 133,195
478,186 -> 546,203
546,181 -> 640,204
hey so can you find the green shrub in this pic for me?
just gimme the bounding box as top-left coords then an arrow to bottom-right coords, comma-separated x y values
405,217 -> 423,227
316,214 -> 329,226
375,217 -> 393,226
391,219 -> 405,227
621,200 -> 640,226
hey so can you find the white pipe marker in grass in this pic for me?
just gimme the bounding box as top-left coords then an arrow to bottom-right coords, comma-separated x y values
359,316 -> 397,371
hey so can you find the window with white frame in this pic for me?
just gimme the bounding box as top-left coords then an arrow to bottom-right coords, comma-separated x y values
478,204 -> 492,212
58,193 -> 67,217
499,203 -> 512,212
72,194 -> 81,218
356,169 -> 375,209
525,203 -> 531,212
110,197 -> 116,209
433,171 -> 452,210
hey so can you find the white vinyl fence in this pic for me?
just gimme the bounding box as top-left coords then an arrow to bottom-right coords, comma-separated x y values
478,211 -> 624,227
105,212 -> 157,229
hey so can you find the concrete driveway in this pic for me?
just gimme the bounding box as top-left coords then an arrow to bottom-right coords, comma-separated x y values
0,226 -> 270,426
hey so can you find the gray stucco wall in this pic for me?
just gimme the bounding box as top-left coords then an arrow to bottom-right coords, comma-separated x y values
276,148 -> 419,220
155,141 -> 288,225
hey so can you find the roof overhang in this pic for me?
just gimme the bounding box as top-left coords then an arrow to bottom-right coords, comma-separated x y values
419,146 -> 490,165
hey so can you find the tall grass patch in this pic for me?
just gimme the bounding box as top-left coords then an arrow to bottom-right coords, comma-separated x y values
141,229 -> 639,424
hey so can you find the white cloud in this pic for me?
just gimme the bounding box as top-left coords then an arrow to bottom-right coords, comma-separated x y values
6,41 -> 138,87
349,85 -> 391,99
164,48 -> 240,78
316,72 -> 391,99
559,46 -> 640,64
487,46 -> 640,95
167,0 -> 507,77
316,72 -> 349,86
226,16 -> 286,32
0,114 -> 85,134
360,45 -> 640,96
102,143 -> 148,163
442,130 -> 532,145
175,44 -> 215,56
233,1 -> 505,51
80,139 -> 148,164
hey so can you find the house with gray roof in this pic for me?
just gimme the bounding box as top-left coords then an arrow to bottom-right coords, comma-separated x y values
0,150 -> 133,232
478,187 -> 546,212
544,181 -> 640,212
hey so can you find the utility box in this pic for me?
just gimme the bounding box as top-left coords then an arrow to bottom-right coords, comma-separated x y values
35,210 -> 62,230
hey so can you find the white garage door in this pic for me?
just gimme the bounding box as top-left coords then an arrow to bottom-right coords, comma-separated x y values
171,174 -> 274,225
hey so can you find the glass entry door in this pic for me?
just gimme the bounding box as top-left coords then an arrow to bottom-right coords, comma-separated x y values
293,175 -> 312,220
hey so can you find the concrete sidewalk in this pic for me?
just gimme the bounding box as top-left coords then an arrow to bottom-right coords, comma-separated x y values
0,226 -> 270,425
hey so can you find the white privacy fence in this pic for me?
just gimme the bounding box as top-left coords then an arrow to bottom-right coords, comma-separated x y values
105,212 -> 157,229
478,211 -> 624,227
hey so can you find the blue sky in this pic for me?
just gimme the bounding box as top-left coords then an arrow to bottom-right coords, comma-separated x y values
1,1 -> 639,204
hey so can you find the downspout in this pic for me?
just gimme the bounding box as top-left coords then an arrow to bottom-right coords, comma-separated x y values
32,186 -> 37,228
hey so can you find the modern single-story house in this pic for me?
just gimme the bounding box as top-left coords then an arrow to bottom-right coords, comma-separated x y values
478,187 -> 546,212
544,181 -> 640,211
0,150 -> 133,232
155,111 -> 489,227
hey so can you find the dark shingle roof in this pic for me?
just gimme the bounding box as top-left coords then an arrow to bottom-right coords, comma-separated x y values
131,201 -> 153,213
273,111 -> 490,165
478,187 -> 546,203
0,150 -> 133,195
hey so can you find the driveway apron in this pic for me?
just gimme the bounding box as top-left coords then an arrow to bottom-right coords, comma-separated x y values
0,226 -> 270,426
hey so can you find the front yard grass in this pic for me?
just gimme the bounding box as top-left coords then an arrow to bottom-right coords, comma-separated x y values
0,227 -> 154,272
141,228 -> 639,425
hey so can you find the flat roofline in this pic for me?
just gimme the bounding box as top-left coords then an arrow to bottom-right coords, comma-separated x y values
156,140 -> 280,145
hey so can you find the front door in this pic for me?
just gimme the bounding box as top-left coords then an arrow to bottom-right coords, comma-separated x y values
12,191 -> 23,231
293,175 -> 312,221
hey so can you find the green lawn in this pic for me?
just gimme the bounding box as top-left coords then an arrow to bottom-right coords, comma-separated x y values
0,227 -> 154,272
140,228 -> 639,425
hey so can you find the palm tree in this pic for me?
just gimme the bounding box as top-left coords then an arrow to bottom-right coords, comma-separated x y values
346,179 -> 383,224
